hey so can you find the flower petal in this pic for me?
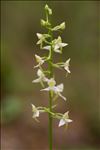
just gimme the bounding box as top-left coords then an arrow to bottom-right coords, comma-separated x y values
65,67 -> 71,73
43,46 -> 51,50
59,119 -> 66,127
32,78 -> 41,83
63,111 -> 69,118
36,40 -> 41,45
56,84 -> 64,92
41,87 -> 50,91
65,119 -> 73,123
31,104 -> 35,110
34,64 -> 40,68
35,54 -> 44,63
54,44 -> 60,50
54,49 -> 62,53
60,43 -> 68,47
37,69 -> 44,77
36,33 -> 42,39
64,58 -> 71,73
65,58 -> 70,65
35,110 -> 40,117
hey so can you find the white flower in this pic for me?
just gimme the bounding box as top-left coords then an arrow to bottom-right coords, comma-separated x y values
41,78 -> 66,101
32,69 -> 48,85
34,54 -> 45,68
53,36 -> 68,53
62,58 -> 71,73
41,78 -> 56,91
59,111 -> 72,127
36,33 -> 43,45
31,104 -> 40,119
43,36 -> 68,54
54,84 -> 66,101
36,33 -> 50,47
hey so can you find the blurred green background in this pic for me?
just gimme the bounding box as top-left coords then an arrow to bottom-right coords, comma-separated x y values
1,1 -> 100,150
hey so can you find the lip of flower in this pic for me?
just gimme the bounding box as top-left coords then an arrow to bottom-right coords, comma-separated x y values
55,90 -> 66,101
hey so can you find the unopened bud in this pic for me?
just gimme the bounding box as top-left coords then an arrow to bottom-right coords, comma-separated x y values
41,19 -> 51,27
45,4 -> 52,15
60,22 -> 65,30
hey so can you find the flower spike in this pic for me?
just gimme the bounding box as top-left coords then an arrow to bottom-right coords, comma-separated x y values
31,5 -> 72,148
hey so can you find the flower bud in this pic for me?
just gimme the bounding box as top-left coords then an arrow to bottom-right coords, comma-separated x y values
41,19 -> 51,27
41,19 -> 46,26
45,4 -> 52,15
52,22 -> 66,31
60,22 -> 65,30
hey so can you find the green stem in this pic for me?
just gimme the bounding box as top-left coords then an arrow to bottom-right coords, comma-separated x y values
48,60 -> 53,150
46,11 -> 53,150
49,90 -> 53,150
48,39 -> 53,150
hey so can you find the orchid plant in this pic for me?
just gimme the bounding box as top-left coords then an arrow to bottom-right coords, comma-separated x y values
32,4 -> 72,150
